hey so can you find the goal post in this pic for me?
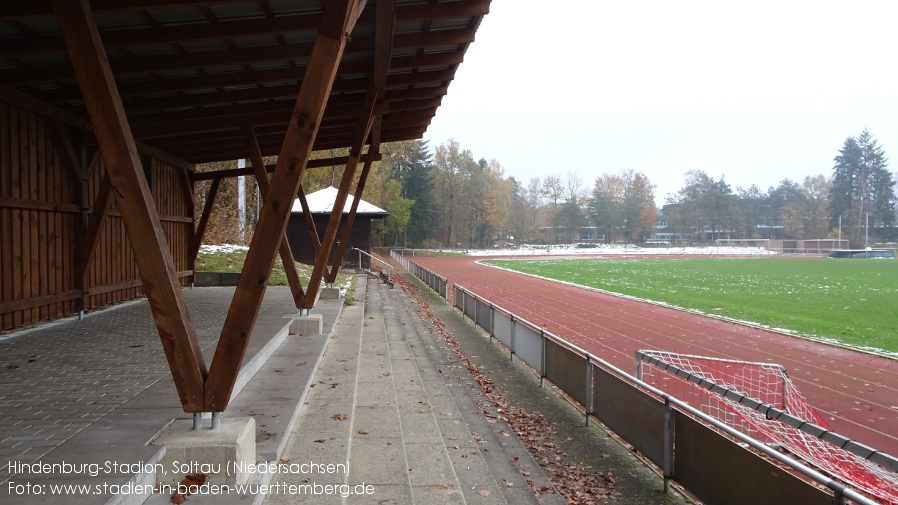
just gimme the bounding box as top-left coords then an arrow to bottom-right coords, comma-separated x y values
713,238 -> 771,256
635,350 -> 898,504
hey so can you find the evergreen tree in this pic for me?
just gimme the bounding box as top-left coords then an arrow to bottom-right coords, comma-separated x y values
381,140 -> 435,247
828,129 -> 896,245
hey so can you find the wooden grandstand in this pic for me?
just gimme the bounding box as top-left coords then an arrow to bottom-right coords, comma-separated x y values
0,0 -> 489,413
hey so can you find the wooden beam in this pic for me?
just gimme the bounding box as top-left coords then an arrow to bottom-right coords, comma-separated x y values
305,85 -> 379,306
242,125 -> 305,307
296,186 -> 321,255
79,173 -> 113,268
204,0 -> 364,412
53,0 -> 207,412
192,177 -> 220,261
0,83 -> 89,128
327,148 -> 378,284
190,154 -> 381,181
327,0 -> 393,284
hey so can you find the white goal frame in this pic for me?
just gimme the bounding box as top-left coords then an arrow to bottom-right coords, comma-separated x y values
713,238 -> 771,256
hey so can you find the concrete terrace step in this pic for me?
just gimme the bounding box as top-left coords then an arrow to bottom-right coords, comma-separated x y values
264,276 -> 562,505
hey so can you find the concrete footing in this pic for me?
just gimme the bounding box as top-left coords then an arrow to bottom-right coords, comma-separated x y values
318,286 -> 341,299
150,417 -> 256,487
286,313 -> 323,335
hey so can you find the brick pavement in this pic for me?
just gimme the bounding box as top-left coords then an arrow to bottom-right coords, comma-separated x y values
0,287 -> 291,480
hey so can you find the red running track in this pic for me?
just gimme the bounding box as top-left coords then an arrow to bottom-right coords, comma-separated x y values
410,255 -> 898,457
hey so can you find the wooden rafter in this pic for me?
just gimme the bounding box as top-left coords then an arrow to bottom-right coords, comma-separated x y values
203,0 -> 366,412
53,0 -> 207,412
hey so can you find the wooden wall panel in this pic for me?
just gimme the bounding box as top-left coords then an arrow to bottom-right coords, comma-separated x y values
0,99 -> 194,331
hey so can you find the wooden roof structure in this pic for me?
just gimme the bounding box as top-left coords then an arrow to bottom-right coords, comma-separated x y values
0,0 -> 486,162
0,0 -> 488,414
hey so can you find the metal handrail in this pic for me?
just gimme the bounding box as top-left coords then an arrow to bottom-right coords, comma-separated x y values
353,248 -> 393,282
450,283 -> 881,505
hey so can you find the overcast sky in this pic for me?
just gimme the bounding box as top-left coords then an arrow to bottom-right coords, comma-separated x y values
423,1 -> 898,205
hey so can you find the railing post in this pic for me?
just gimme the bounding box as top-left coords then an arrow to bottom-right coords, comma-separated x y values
540,328 -> 546,387
663,397 -> 674,494
488,303 -> 494,342
510,315 -> 516,361
585,356 -> 592,426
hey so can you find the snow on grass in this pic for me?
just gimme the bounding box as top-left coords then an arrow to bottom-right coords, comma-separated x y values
418,243 -> 775,257
199,244 -> 249,254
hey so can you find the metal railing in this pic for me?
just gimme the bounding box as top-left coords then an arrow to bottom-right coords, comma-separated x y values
353,247 -> 393,285
390,249 -> 449,299
451,283 -> 881,505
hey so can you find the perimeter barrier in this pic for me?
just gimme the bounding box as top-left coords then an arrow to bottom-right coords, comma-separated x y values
446,282 -> 880,505
390,249 -> 449,300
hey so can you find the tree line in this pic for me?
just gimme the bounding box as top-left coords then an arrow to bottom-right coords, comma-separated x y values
194,128 -> 897,249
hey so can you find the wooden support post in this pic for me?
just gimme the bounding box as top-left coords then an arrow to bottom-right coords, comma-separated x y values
305,87 -> 378,305
204,0 -> 364,412
54,0 -> 207,412
242,125 -> 305,307
46,119 -> 90,310
178,167 -> 196,283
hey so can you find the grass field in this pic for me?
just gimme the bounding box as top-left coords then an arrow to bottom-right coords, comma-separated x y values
197,245 -> 355,304
483,257 -> 898,354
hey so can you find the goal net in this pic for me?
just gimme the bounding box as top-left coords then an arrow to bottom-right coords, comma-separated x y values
712,238 -> 771,256
636,350 -> 898,504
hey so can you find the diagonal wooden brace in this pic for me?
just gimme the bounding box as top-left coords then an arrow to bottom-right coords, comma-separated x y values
204,0 -> 365,412
242,125 -> 306,307
304,86 -> 379,308
54,0 -> 207,411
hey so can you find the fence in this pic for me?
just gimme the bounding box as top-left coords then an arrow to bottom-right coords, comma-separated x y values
390,249 -> 449,300
446,282 -> 879,505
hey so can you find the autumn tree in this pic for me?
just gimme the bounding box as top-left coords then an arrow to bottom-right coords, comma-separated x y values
372,180 -> 414,246
507,177 -> 544,243
589,170 -> 656,243
432,139 -> 474,247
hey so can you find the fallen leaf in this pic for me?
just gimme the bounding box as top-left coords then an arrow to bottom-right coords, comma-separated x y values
332,413 -> 347,421
358,429 -> 369,435
297,361 -> 307,366
170,492 -> 186,504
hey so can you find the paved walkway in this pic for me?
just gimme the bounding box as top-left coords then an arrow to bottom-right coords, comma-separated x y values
266,275 -> 562,504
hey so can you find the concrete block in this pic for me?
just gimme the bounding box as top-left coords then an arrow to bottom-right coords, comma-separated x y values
285,314 -> 323,335
149,417 -> 256,487
319,287 -> 341,300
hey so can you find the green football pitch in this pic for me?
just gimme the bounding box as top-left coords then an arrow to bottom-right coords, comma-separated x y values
482,257 -> 898,354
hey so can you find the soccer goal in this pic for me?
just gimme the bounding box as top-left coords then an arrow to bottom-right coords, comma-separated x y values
712,238 -> 771,256
635,350 -> 898,504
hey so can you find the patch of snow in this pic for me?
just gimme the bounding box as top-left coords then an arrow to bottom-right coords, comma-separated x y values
199,244 -> 249,254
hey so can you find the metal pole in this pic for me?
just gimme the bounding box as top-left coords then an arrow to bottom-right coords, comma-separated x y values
663,399 -> 674,494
